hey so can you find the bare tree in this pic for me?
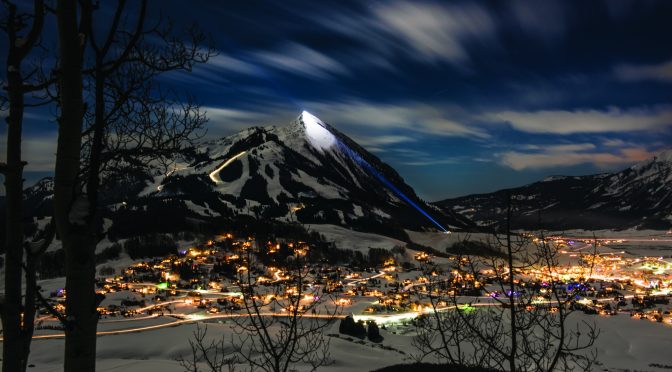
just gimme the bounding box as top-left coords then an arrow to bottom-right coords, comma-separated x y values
0,1 -> 57,371
411,269 -> 475,366
51,1 -> 213,370
177,324 -> 238,372
232,247 -> 336,372
54,1 -> 93,371
181,242 -> 339,372
412,194 -> 599,371
78,0 -> 213,191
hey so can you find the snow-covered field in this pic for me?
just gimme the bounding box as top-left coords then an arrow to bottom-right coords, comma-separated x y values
26,320 -> 412,372
5,228 -> 672,371
21,307 -> 672,371
309,224 -> 407,252
406,229 -> 492,248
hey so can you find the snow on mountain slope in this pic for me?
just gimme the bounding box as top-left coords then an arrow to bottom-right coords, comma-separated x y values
435,149 -> 672,230
69,111 -> 472,241
307,224 -> 407,253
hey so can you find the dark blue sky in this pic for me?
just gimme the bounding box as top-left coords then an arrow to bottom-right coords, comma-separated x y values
3,0 -> 672,200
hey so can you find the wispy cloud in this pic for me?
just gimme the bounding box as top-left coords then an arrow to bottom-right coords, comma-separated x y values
201,100 -> 671,174
390,148 -> 430,157
614,59 -> 672,83
498,144 -> 654,170
0,133 -> 58,172
204,107 -> 269,124
163,53 -> 259,85
352,135 -> 418,147
166,43 -> 350,85
486,106 -> 672,134
399,154 -> 492,166
400,157 -> 462,166
202,105 -> 296,137
251,42 -> 350,79
601,138 -> 636,147
207,54 -> 259,75
519,143 -> 596,152
200,99 -> 490,155
307,99 -> 490,139
312,1 -> 496,67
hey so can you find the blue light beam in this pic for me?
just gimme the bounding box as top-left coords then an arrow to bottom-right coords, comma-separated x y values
336,140 -> 450,233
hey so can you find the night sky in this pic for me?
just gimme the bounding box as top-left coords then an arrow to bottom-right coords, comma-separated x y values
3,0 -> 672,200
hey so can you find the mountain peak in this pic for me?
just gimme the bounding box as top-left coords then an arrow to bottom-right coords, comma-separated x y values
300,110 -> 315,121
293,111 -> 337,152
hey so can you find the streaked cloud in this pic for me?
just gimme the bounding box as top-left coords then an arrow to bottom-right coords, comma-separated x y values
202,99 -> 490,148
400,154 -> 493,166
486,106 -> 672,134
400,157 -> 463,166
163,53 -> 259,85
251,42 -> 350,79
390,148 -> 430,157
0,133 -> 58,172
313,1 -> 496,67
167,44 -> 350,84
308,100 -> 490,139
499,145 -> 654,170
353,135 -> 418,147
203,107 -> 270,126
519,143 -> 596,152
601,138 -> 634,147
614,59 -> 672,83
202,105 -> 297,137
207,54 -> 259,75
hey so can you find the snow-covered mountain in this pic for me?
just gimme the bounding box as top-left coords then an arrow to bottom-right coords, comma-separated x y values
434,150 -> 672,230
23,111 -> 468,241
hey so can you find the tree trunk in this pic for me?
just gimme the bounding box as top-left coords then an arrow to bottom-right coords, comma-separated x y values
2,42 -> 26,372
63,232 -> 98,372
1,1 -> 45,369
21,253 -> 39,372
55,1 -> 96,371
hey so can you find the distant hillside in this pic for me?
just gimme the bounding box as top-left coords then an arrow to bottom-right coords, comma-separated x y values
434,151 -> 672,230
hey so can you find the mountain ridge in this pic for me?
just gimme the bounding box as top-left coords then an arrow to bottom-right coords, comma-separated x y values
11,116 -> 671,237
434,149 -> 672,230
12,112 -> 471,244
